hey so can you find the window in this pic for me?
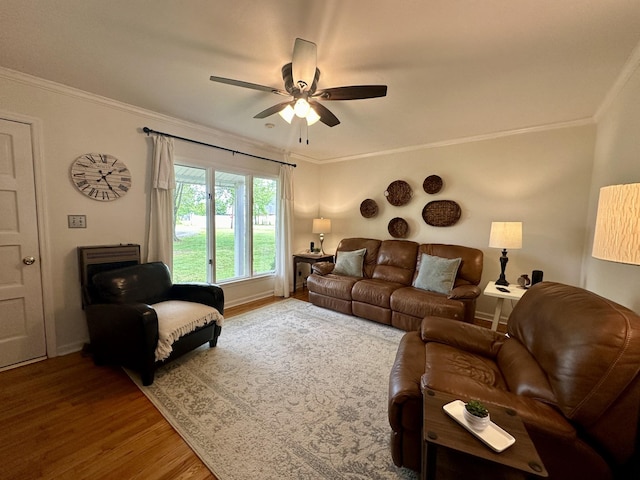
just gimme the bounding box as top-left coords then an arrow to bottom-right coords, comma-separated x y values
173,164 -> 277,283
173,166 -> 208,283
252,177 -> 277,275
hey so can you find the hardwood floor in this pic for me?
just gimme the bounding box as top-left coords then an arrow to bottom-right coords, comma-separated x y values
0,291 -> 308,480
0,289 -> 494,480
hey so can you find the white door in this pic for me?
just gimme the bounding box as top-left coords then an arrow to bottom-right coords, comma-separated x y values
0,118 -> 46,368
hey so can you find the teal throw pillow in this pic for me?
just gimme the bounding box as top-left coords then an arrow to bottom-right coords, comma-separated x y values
333,248 -> 366,277
413,253 -> 462,294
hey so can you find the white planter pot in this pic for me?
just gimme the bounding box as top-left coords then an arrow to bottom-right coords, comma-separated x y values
463,407 -> 490,432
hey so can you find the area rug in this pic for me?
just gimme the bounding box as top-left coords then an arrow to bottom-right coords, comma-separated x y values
130,298 -> 418,480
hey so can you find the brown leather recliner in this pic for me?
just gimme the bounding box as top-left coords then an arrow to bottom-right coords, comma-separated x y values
388,282 -> 640,479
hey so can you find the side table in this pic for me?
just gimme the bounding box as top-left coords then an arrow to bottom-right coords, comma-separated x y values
483,281 -> 528,331
422,389 -> 547,479
292,253 -> 333,293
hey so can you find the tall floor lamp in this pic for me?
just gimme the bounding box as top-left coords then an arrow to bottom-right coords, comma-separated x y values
312,217 -> 332,255
592,183 -> 640,265
489,221 -> 523,286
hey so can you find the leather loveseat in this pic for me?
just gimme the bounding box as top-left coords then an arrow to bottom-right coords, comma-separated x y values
388,282 -> 640,479
307,238 -> 483,331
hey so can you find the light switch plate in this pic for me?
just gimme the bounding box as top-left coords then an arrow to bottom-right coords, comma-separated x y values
68,215 -> 86,228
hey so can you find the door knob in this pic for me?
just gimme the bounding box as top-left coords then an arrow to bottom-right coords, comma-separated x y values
23,256 -> 36,265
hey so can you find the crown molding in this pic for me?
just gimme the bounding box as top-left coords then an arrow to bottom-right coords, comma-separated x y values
291,39 -> 640,165
0,67 -> 286,159
594,39 -> 640,122
296,117 -> 594,165
0,66 -> 600,167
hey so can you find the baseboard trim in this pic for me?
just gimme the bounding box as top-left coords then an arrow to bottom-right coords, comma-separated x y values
0,355 -> 47,372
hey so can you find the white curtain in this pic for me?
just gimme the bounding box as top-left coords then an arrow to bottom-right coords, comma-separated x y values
146,135 -> 175,269
273,161 -> 295,297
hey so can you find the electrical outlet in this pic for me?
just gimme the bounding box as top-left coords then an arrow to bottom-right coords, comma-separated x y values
68,215 -> 86,228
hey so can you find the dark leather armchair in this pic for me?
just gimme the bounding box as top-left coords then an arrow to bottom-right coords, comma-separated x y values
84,262 -> 224,385
389,282 -> 640,479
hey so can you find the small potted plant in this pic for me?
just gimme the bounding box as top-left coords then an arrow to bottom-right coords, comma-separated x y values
463,400 -> 490,431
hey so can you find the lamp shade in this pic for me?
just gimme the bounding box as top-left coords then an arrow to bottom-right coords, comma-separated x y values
306,107 -> 321,126
294,98 -> 311,118
278,103 -> 320,125
489,222 -> 522,249
278,105 -> 295,124
592,183 -> 640,265
312,218 -> 331,234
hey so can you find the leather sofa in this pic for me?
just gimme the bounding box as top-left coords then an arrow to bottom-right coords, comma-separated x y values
307,238 -> 483,331
84,262 -> 224,385
388,282 -> 640,479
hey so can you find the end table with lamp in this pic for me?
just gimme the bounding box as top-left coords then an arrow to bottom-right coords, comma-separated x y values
293,217 -> 333,292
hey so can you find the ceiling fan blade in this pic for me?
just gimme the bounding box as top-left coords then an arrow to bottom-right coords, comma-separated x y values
309,100 -> 340,127
210,76 -> 289,96
313,85 -> 387,101
253,101 -> 293,119
292,38 -> 317,91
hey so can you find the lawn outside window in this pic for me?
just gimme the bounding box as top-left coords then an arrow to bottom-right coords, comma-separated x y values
173,164 -> 277,283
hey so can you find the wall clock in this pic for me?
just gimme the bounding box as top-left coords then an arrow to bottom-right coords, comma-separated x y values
70,153 -> 132,201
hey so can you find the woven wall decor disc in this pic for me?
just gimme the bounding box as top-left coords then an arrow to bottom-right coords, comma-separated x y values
423,175 -> 443,194
422,200 -> 461,227
384,180 -> 412,206
360,199 -> 378,218
388,217 -> 409,238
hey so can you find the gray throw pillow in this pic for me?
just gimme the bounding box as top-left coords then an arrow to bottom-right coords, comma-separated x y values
332,248 -> 367,277
413,253 -> 462,294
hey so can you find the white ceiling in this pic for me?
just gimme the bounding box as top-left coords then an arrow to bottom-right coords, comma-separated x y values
2,0 -> 640,162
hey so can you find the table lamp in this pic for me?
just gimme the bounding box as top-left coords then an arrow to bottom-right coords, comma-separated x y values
312,217 -> 331,254
489,221 -> 522,286
592,183 -> 640,265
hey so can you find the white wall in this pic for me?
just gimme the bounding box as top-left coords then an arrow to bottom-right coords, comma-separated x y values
582,62 -> 640,312
291,159 -> 321,246
298,124 -> 596,319
0,70 -> 285,355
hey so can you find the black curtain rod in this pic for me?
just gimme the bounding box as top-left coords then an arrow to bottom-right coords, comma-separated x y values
142,127 -> 296,168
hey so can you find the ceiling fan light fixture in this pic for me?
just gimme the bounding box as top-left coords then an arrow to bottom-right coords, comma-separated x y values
278,104 -> 295,123
210,38 -> 387,129
294,98 -> 311,118
306,107 -> 321,126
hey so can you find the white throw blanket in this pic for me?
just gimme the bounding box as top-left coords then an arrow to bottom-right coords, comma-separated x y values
152,300 -> 224,361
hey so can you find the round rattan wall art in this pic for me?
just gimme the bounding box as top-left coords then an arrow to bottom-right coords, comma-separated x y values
388,217 -> 409,238
360,199 -> 378,218
384,180 -> 412,206
423,175 -> 443,194
422,200 -> 461,227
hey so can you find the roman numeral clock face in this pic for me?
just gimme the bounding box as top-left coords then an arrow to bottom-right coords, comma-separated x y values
70,153 -> 132,201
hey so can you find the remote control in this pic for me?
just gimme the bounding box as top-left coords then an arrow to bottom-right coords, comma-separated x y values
496,287 -> 510,293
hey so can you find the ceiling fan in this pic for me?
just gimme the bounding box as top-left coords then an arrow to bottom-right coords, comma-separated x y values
209,38 -> 387,127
